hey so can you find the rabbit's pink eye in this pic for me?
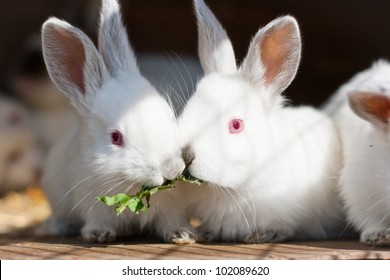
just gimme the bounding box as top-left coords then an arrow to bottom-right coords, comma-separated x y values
229,119 -> 244,134
111,130 -> 124,147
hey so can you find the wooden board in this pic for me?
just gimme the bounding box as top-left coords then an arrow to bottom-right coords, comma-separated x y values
0,188 -> 389,260
1,236 -> 389,260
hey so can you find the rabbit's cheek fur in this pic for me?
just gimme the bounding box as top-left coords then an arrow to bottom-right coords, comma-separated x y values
187,129 -> 259,189
180,75 -> 274,189
79,75 -> 184,185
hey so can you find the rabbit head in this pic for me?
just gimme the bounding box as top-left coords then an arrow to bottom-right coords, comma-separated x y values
179,0 -> 301,189
42,0 -> 184,187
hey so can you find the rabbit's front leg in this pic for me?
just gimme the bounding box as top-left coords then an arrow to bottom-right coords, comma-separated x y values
81,206 -> 118,243
361,227 -> 390,247
244,229 -> 291,243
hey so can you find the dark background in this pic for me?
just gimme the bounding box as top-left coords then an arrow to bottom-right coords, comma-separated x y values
1,0 -> 390,106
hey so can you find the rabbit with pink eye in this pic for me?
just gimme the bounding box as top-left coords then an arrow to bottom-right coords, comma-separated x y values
0,96 -> 41,194
38,0 -> 187,243
324,60 -> 390,246
177,0 -> 348,243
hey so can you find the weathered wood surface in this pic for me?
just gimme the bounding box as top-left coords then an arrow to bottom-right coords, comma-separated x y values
0,188 -> 389,260
1,236 -> 389,260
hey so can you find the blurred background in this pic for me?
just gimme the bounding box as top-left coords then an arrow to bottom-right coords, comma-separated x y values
1,0 -> 390,105
0,0 -> 390,232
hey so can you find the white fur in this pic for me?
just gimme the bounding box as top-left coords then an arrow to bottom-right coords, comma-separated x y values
39,0 -> 186,242
194,0 -> 236,74
324,60 -> 390,246
177,0 -> 347,243
0,96 -> 41,193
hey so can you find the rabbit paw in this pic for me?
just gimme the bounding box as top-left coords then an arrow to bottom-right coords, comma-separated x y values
244,229 -> 289,243
81,226 -> 116,243
361,228 -> 390,247
167,229 -> 198,244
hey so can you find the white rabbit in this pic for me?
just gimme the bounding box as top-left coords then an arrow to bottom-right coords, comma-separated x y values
324,60 -> 390,246
38,0 -> 187,243
177,0 -> 348,243
0,95 -> 41,194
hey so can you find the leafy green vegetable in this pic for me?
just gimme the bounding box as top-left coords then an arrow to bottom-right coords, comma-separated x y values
96,171 -> 202,215
176,169 -> 203,185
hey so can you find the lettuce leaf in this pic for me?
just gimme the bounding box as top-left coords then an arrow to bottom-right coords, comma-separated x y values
96,171 -> 202,215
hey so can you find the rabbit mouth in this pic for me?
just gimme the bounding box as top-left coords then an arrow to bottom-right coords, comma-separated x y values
141,176 -> 165,188
178,168 -> 204,185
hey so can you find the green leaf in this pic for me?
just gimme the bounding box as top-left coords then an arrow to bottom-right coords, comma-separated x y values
115,193 -> 132,203
96,195 -> 118,206
128,196 -> 143,213
96,169 -> 203,215
126,196 -> 148,214
115,204 -> 128,215
176,169 -> 203,185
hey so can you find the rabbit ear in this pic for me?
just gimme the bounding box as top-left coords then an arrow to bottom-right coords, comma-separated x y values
194,0 -> 237,74
42,17 -> 108,113
98,0 -> 139,77
348,91 -> 390,131
240,16 -> 301,96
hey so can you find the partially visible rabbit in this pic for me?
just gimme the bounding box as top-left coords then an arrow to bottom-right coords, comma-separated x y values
177,0 -> 348,243
0,95 -> 41,194
324,60 -> 390,246
10,37 -> 77,154
38,0 -> 187,243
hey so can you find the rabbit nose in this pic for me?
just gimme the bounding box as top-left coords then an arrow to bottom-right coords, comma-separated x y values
182,145 -> 195,167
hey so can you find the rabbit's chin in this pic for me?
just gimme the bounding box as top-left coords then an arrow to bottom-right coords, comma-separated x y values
129,171 -> 165,187
142,176 -> 165,187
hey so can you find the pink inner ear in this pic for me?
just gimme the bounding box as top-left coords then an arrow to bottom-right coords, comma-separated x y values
260,22 -> 296,86
350,92 -> 390,124
52,29 -> 86,93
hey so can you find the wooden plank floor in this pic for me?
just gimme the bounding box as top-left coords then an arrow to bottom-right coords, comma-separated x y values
1,235 -> 390,260
0,188 -> 389,260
